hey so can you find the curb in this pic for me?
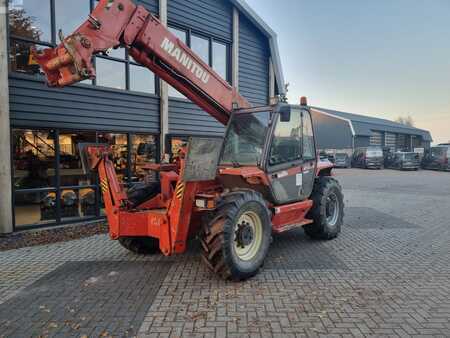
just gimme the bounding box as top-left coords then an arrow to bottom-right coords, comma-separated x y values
0,221 -> 109,252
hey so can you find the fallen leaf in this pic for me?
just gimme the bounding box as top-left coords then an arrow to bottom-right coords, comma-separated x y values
48,322 -> 58,329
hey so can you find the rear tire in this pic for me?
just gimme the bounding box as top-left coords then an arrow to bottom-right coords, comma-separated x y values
200,191 -> 272,281
304,177 -> 344,240
118,237 -> 160,255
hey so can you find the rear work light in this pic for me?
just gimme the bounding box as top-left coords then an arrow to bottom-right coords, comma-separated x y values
195,197 -> 216,210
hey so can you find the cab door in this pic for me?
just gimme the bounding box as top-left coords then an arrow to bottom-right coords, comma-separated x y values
266,108 -> 316,205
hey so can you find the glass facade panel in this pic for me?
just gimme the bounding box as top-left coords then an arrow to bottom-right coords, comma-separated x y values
59,131 -> 96,187
12,129 -> 157,229
191,35 -> 209,64
95,58 -> 126,90
13,129 -> 57,229
97,133 -> 129,182
13,130 -> 56,190
15,189 -> 57,228
169,27 -> 187,42
131,135 -> 158,183
213,41 -> 228,81
55,0 -> 90,39
108,48 -> 125,60
130,65 -> 155,94
168,27 -> 187,99
9,39 -> 45,75
8,0 -> 51,42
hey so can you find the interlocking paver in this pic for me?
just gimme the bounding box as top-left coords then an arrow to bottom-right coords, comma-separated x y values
0,169 -> 449,337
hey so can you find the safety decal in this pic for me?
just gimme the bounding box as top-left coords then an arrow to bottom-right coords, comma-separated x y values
175,182 -> 185,199
100,179 -> 109,193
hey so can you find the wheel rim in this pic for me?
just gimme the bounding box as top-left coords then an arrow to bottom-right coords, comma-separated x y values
233,211 -> 263,261
326,192 -> 340,227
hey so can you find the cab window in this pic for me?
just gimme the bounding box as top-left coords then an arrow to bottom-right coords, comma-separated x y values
302,110 -> 315,160
269,110 -> 302,166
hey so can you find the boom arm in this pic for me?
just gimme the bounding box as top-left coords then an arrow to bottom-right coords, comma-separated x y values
32,0 -> 250,125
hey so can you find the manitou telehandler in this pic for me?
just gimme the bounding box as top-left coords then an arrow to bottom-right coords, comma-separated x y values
33,0 -> 344,281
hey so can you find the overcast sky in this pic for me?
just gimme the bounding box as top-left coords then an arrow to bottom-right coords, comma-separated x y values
245,0 -> 450,144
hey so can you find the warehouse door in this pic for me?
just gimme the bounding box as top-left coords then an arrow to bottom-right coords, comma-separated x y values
370,131 -> 383,147
397,134 -> 407,151
385,133 -> 397,151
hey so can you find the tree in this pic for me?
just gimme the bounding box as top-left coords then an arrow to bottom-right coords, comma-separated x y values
395,116 -> 415,127
8,9 -> 42,41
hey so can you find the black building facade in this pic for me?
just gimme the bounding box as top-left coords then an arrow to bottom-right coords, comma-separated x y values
6,0 -> 285,231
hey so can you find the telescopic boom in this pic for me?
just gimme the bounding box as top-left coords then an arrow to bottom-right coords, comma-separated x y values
32,0 -> 250,125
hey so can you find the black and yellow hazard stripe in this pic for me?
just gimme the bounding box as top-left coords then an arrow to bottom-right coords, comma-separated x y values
175,181 -> 185,200
100,179 -> 109,194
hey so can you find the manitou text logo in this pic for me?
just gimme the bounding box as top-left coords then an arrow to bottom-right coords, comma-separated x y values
160,37 -> 210,84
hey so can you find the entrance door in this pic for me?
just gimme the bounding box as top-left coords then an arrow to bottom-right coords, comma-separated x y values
267,108 -> 317,205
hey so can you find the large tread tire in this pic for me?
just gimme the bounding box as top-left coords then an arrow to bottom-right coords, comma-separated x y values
200,190 -> 272,281
118,237 -> 160,255
304,177 -> 344,240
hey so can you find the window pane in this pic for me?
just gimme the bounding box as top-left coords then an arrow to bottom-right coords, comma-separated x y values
13,129 -> 56,190
130,65 -> 155,94
9,39 -> 45,75
221,112 -> 270,166
302,111 -> 316,160
8,0 -> 51,42
131,135 -> 158,183
59,131 -> 96,187
59,131 -> 98,220
108,48 -> 125,60
97,133 -> 128,182
15,189 -> 57,228
170,137 -> 188,160
169,27 -> 187,42
168,27 -> 187,98
13,129 -> 57,228
95,58 -> 125,90
191,35 -> 209,64
55,0 -> 90,39
213,41 -> 228,81
269,111 -> 302,166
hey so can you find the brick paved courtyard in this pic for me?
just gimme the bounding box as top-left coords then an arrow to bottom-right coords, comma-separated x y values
1,169 -> 450,338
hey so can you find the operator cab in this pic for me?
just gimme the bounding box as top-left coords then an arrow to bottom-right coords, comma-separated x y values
219,102 -> 318,205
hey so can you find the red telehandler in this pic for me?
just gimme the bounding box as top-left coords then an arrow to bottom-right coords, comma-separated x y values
33,0 -> 344,281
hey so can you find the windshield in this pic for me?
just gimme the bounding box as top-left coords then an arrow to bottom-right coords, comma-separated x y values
335,154 -> 347,160
221,111 -> 270,166
431,147 -> 447,158
404,153 -> 419,161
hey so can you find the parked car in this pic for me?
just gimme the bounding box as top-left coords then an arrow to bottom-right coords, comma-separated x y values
422,146 -> 450,171
334,153 -> 351,168
386,152 -> 420,171
319,151 -> 335,164
352,146 -> 384,169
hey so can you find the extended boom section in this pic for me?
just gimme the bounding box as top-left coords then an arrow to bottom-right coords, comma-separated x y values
32,0 -> 249,125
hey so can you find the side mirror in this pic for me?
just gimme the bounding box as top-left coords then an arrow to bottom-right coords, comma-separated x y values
279,106 -> 291,122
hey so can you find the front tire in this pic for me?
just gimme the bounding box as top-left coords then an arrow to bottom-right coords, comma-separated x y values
200,191 -> 272,281
304,177 -> 344,240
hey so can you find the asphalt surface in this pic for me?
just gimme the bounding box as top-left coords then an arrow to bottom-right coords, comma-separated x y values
1,168 -> 450,338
